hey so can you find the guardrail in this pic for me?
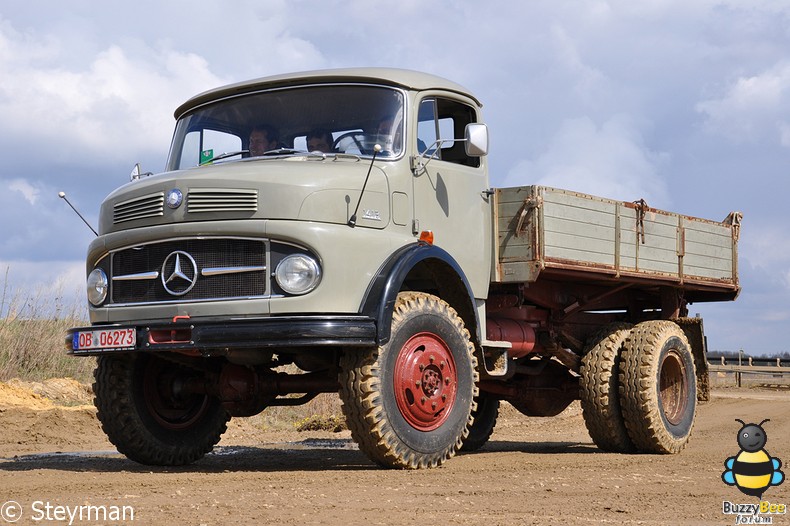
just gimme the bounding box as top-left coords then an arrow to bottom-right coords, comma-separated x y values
708,357 -> 789,387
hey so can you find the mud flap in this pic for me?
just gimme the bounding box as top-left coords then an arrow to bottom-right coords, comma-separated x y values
674,317 -> 710,402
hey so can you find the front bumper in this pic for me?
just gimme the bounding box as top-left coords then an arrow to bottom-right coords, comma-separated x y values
66,315 -> 377,356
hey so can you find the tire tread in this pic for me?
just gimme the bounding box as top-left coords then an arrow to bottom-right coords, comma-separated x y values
618,320 -> 696,454
580,322 -> 635,453
339,292 -> 478,469
94,354 -> 229,466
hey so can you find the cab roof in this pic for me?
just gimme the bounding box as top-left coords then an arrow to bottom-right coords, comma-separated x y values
174,68 -> 481,119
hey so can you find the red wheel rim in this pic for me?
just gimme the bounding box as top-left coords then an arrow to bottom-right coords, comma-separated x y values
393,332 -> 458,431
659,349 -> 688,426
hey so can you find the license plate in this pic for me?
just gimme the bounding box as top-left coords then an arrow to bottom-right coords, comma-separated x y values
73,328 -> 136,351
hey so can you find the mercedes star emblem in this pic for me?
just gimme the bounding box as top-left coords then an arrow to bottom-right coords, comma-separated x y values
161,251 -> 198,296
166,188 -> 183,209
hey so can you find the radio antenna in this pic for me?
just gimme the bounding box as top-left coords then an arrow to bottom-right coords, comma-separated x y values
58,191 -> 98,236
348,144 -> 381,227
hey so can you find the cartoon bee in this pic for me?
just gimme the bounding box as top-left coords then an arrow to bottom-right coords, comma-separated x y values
722,419 -> 785,499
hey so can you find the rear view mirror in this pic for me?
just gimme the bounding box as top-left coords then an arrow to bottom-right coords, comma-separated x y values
130,163 -> 142,181
464,123 -> 489,157
130,163 -> 152,181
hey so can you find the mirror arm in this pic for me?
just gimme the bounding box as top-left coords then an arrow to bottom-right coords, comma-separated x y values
410,138 -> 461,174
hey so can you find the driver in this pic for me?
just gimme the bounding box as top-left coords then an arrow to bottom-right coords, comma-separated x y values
249,125 -> 279,156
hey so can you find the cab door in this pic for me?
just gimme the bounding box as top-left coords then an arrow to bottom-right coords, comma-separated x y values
412,96 -> 491,298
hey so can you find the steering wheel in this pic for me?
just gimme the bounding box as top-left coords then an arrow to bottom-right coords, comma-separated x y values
333,131 -> 368,155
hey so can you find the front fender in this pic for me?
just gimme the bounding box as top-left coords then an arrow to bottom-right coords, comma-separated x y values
359,242 -> 478,345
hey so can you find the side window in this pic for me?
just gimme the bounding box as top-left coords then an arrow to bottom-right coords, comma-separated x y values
417,97 -> 480,167
417,99 -> 438,155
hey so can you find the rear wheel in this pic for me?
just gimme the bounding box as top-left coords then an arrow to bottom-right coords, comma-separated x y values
579,322 -> 635,453
619,320 -> 697,454
340,292 -> 478,468
94,353 -> 229,466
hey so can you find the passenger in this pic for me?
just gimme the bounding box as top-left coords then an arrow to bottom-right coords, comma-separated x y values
375,116 -> 402,155
249,125 -> 279,157
307,129 -> 334,153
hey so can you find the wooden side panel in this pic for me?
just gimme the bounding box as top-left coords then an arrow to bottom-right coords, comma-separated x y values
628,210 -> 680,276
496,186 -> 535,263
684,220 -> 734,280
542,191 -> 616,267
494,186 -> 540,283
493,185 -> 737,288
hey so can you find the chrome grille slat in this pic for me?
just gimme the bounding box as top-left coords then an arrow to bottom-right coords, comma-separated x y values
187,188 -> 258,213
113,192 -> 165,224
112,271 -> 159,281
201,265 -> 267,277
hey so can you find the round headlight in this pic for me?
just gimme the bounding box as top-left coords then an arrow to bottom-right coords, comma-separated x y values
275,254 -> 321,295
87,268 -> 108,306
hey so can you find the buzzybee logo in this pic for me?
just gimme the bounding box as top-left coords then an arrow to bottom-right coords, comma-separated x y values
722,419 -> 784,499
721,419 -> 786,525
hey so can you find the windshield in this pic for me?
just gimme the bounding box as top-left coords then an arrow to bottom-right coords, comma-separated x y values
166,84 -> 405,170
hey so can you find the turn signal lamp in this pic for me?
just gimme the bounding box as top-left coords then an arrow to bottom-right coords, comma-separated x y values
419,231 -> 434,245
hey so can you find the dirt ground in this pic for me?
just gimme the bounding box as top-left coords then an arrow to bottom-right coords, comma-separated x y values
0,380 -> 788,526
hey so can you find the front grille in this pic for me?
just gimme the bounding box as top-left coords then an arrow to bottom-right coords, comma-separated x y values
113,192 -> 165,224
110,238 -> 267,304
187,188 -> 258,213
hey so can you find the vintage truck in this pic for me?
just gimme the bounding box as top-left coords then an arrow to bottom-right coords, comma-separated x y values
66,68 -> 741,469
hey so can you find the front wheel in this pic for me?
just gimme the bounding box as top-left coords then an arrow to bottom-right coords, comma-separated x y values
618,320 -> 697,454
461,393 -> 499,452
340,292 -> 478,468
93,353 -> 230,466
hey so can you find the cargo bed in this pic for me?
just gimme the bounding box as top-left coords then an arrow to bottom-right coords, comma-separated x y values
493,186 -> 740,302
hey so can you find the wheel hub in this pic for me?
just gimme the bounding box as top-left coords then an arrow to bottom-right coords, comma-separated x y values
659,349 -> 688,426
143,357 -> 210,430
394,332 -> 458,431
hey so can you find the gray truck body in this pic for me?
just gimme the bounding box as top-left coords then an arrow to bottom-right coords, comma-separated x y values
66,68 -> 740,469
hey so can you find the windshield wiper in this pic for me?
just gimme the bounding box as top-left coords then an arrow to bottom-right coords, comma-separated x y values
199,150 -> 248,165
261,148 -> 306,156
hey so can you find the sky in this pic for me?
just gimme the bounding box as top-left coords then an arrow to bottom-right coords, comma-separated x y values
0,0 -> 788,354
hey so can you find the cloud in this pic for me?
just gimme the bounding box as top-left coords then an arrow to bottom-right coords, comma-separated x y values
8,178 -> 40,205
502,115 -> 669,205
696,61 -> 790,146
0,27 -> 227,163
738,222 -> 790,297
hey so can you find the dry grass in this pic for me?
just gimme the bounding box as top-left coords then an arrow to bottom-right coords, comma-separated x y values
256,393 -> 347,432
0,271 -> 93,383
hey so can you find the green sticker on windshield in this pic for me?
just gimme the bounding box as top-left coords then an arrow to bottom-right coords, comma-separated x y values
200,149 -> 214,164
